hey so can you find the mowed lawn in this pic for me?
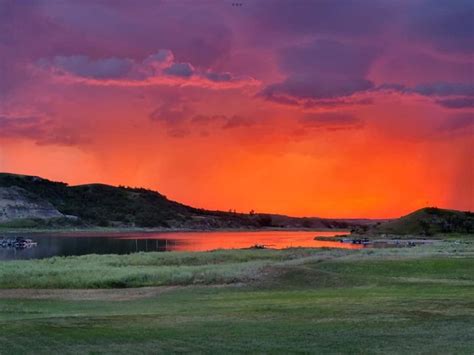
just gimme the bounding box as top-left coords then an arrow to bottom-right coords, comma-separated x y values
0,242 -> 473,354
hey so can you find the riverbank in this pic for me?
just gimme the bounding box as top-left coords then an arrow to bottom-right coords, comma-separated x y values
1,239 -> 473,353
0,238 -> 472,289
314,232 -> 472,241
0,226 -> 343,234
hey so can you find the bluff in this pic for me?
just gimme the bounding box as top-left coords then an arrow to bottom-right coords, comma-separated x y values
0,173 -> 360,229
0,186 -> 63,222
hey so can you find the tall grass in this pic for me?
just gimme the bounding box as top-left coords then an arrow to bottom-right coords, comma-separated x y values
1,241 -> 471,289
0,248 -> 345,289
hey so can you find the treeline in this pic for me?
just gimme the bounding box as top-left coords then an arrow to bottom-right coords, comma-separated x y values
0,173 -> 363,229
0,174 -> 282,228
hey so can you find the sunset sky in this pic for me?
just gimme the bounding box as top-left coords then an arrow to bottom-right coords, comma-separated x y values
1,0 -> 473,218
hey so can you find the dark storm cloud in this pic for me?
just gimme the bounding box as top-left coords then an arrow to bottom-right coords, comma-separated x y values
278,40 -> 377,77
254,1 -> 473,108
261,78 -> 374,101
435,98 -> 474,109
0,0 -> 74,98
204,72 -> 233,82
303,98 -> 374,109
49,55 -> 133,79
407,0 -> 474,54
37,50 -> 255,88
0,0 -> 234,98
38,0 -> 234,67
2,0 -> 473,126
411,83 -> 474,97
260,39 -> 378,103
377,82 -> 474,109
253,0 -> 473,55
163,63 -> 195,78
253,0 -> 392,37
377,82 -> 474,97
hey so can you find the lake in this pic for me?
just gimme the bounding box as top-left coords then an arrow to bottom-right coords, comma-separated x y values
0,230 -> 357,260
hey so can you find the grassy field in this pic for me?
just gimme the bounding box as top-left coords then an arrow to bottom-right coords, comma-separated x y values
0,240 -> 473,354
0,248 -> 335,289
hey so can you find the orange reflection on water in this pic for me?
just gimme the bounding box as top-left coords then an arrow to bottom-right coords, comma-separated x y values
118,230 -> 362,251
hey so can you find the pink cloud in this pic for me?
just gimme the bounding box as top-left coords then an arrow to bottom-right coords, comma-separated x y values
36,50 -> 260,90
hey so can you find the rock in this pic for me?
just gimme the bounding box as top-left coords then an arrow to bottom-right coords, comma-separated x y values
0,186 -> 63,222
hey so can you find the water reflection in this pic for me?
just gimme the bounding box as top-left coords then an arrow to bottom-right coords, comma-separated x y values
117,231 -> 359,251
0,230 -> 357,260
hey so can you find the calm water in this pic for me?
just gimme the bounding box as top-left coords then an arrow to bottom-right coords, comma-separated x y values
0,230 -> 356,260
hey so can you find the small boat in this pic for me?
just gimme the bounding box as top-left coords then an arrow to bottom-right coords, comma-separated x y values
352,238 -> 371,245
340,238 -> 353,243
0,237 -> 38,249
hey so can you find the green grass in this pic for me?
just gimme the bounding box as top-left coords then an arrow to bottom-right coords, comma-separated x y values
2,239 -> 472,289
0,248 -> 352,289
0,242 -> 473,353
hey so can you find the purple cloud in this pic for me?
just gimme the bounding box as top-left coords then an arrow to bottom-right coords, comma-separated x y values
49,55 -> 133,79
221,115 -> 254,130
160,113 -> 256,133
149,98 -> 191,124
262,78 -> 374,101
191,114 -> 226,125
163,63 -> 195,78
278,40 -> 377,78
252,0 -> 473,56
0,115 -> 46,140
204,72 -> 233,82
260,39 -> 378,104
411,83 -> 474,97
408,0 -> 474,54
0,114 -> 86,146
38,50 -> 257,88
253,0 -> 392,37
300,112 -> 362,130
142,50 -> 174,71
436,97 -> 474,109
377,82 -> 474,109
438,113 -> 474,133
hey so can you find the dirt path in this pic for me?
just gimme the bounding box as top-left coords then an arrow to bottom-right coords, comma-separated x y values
0,286 -> 180,301
0,283 -> 243,301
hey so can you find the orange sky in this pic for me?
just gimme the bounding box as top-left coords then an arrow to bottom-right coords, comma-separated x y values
2,89 -> 472,218
1,1 -> 473,218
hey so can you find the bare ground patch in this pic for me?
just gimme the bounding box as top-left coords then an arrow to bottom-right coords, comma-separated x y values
0,286 -> 179,301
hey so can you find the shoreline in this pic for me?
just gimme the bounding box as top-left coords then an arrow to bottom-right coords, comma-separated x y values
0,226 -> 349,235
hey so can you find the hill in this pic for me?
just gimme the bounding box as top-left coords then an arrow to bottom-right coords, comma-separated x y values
358,207 -> 473,236
0,173 -> 363,230
0,186 -> 63,222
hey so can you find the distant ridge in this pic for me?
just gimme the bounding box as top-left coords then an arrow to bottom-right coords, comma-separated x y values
360,207 -> 473,236
0,173 -> 369,230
